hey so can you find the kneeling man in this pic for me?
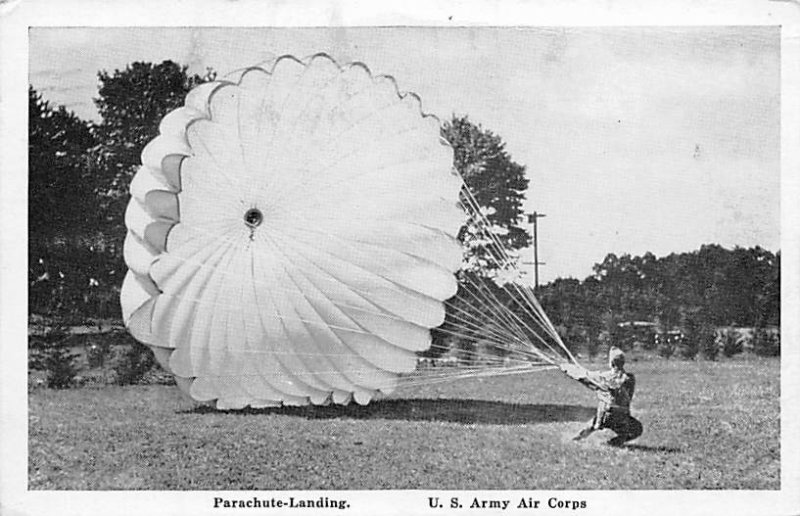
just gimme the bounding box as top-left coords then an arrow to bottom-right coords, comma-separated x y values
560,347 -> 643,446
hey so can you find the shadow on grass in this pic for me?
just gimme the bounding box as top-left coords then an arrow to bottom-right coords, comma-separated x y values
187,399 -> 596,426
619,443 -> 682,454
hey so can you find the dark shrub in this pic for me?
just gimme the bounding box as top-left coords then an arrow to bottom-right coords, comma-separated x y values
656,333 -> 675,359
112,340 -> 156,385
678,337 -> 699,360
85,337 -> 112,368
678,313 -> 700,360
721,329 -> 743,358
29,329 -> 80,389
586,337 -> 600,360
753,327 -> 780,357
677,329 -> 697,361
700,325 -> 720,361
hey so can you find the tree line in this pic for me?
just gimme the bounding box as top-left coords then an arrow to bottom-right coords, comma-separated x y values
536,246 -> 780,357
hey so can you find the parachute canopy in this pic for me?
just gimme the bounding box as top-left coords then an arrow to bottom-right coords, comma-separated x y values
120,54 -> 465,409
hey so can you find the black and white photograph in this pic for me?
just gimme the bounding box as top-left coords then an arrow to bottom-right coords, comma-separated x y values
1,1 -> 799,515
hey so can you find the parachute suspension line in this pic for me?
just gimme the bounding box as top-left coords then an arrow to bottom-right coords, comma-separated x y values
434,258 -> 560,367
459,186 -> 557,347
443,300 -> 526,345
457,191 -> 552,340
455,182 -> 577,365
157,362 -> 550,394
460,186 -> 575,364
187,361 -> 558,392
399,363 -> 558,389
422,342 -> 533,365
447,280 -> 560,366
433,309 -> 535,361
422,346 -> 542,368
191,361 -> 543,380
447,279 -> 534,348
458,188 -> 559,345
455,266 -> 563,361
455,265 -> 535,343
426,329 -> 550,366
453,215 -> 553,350
522,283 -> 578,364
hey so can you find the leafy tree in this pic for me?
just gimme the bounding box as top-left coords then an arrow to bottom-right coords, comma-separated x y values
29,64 -> 215,321
441,116 -> 531,274
28,86 -> 96,239
28,86 -> 109,319
91,61 -> 216,245
427,117 -> 533,357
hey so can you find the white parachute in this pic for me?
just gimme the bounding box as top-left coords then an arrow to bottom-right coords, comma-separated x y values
120,54 -> 575,409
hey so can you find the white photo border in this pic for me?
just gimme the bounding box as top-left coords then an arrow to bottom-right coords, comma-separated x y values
2,1 -> 799,515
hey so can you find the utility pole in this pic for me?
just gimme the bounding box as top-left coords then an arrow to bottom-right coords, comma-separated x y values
527,212 -> 547,290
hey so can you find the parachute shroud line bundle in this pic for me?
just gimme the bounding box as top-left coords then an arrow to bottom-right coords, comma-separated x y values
120,54 -> 576,410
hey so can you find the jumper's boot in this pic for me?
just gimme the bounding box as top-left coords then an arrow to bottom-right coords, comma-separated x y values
573,427 -> 594,441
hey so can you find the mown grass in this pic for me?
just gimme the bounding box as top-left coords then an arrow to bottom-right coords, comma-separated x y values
28,357 -> 779,490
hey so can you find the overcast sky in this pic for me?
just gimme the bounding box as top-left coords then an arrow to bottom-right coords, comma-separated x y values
29,27 -> 781,283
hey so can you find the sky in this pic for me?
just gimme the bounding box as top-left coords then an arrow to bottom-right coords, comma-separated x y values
28,27 -> 781,283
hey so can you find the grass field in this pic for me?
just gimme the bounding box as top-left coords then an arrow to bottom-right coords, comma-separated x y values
28,357 -> 779,490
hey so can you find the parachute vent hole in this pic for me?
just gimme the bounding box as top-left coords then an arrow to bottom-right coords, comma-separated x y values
244,208 -> 264,228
